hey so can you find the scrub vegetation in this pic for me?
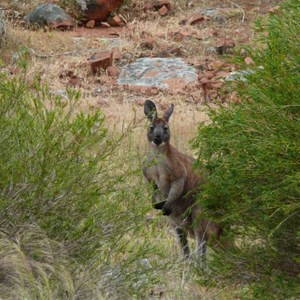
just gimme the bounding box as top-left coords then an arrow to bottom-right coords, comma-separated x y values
0,0 -> 298,299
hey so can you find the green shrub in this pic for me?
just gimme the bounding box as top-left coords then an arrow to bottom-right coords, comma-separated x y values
0,58 -> 112,260
192,1 -> 300,298
0,51 -> 167,299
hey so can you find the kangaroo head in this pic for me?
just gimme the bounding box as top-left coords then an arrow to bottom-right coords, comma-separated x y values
144,100 -> 174,147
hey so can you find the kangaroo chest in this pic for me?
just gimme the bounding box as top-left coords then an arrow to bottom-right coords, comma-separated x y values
143,154 -> 172,196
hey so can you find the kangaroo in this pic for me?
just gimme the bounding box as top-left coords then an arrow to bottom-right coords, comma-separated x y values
143,100 -> 222,260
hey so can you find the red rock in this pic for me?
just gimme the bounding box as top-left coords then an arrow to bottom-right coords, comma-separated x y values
159,5 -> 169,16
188,13 -> 205,25
207,90 -> 218,100
173,29 -> 192,42
198,71 -> 216,81
216,38 -> 235,55
201,80 -> 213,101
215,71 -> 229,78
144,2 -> 154,12
80,0 -> 124,22
68,77 -> 81,87
230,91 -> 241,103
97,98 -> 109,107
210,60 -> 225,69
269,5 -> 280,14
225,63 -> 237,71
112,47 -> 122,60
8,66 -> 21,75
197,28 -> 216,40
88,51 -> 113,74
107,66 -> 120,77
59,70 -> 75,79
142,36 -> 156,49
59,70 -> 82,87
135,99 -> 145,106
212,81 -> 223,89
86,20 -> 96,28
154,0 -> 171,11
179,19 -> 188,25
169,47 -> 184,57
108,15 -> 126,27
244,56 -> 254,65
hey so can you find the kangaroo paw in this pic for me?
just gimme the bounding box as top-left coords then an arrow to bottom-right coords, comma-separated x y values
153,200 -> 166,210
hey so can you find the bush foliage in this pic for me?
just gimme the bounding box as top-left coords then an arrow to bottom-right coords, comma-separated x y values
0,52 -> 165,299
192,1 -> 299,298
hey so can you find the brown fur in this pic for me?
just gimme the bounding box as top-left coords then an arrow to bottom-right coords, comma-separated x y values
143,100 -> 222,259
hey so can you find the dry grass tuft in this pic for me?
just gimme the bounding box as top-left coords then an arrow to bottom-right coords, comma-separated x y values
0,224 -> 75,299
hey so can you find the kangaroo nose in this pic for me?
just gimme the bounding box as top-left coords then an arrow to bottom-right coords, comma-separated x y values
154,135 -> 162,145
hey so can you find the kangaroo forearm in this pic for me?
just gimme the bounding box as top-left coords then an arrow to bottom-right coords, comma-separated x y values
166,178 -> 185,204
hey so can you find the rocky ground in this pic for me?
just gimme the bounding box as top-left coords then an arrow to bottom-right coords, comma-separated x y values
0,0 -> 280,145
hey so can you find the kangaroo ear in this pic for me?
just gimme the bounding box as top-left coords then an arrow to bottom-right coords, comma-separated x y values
144,100 -> 157,121
163,104 -> 174,122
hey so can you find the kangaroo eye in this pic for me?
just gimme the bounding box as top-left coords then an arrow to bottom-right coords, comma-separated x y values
163,126 -> 169,132
149,125 -> 154,132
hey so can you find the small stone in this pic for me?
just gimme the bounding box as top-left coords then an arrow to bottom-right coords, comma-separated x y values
86,19 -> 96,28
244,57 -> 254,65
88,51 -> 113,74
97,98 -> 109,107
154,0 -> 171,11
179,19 -> 188,25
59,70 -> 82,87
230,91 -> 241,103
197,28 -> 217,40
112,47 -> 122,60
142,36 -> 156,49
201,80 -> 213,101
144,2 -> 154,12
212,15 -> 227,24
68,77 -> 81,87
216,38 -> 235,55
215,71 -> 229,78
108,15 -> 126,27
199,71 -> 216,80
212,81 -> 223,89
135,99 -> 145,106
107,66 -> 120,78
159,5 -> 169,16
173,29 -> 192,42
188,12 -> 205,25
269,6 -> 280,14
169,47 -> 184,57
210,60 -> 225,69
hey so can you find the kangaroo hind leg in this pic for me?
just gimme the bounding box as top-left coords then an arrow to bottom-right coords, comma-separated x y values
174,227 -> 190,260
